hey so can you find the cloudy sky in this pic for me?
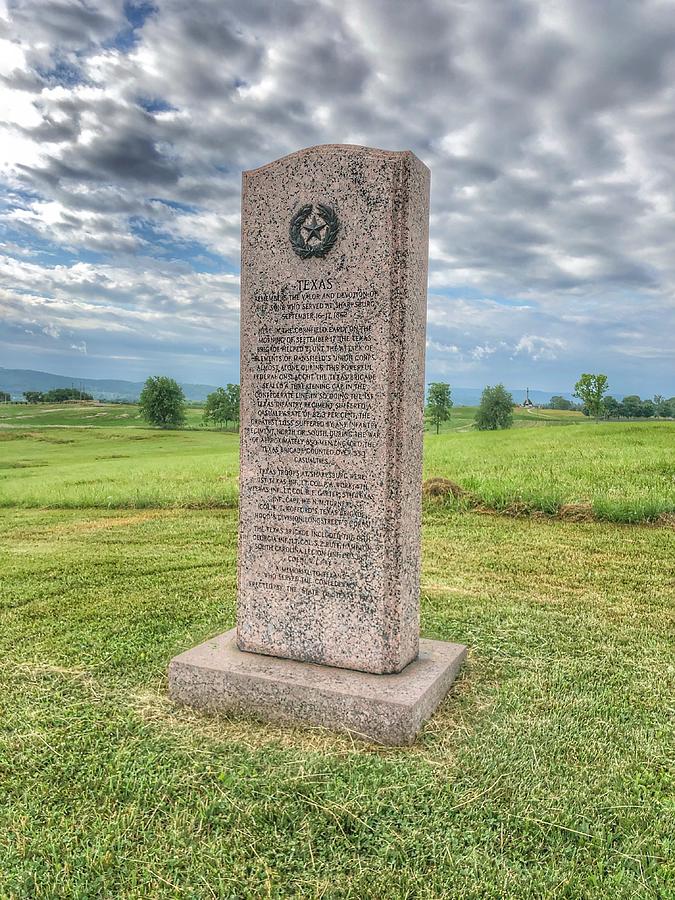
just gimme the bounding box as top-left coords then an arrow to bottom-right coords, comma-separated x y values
1,0 -> 674,395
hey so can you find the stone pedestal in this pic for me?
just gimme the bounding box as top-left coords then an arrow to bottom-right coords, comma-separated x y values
168,145 -> 466,744
169,630 -> 467,746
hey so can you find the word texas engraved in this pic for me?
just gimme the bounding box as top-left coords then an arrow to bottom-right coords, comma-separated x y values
289,203 -> 339,259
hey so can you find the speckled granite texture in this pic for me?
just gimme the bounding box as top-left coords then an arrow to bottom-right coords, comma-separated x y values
237,144 -> 431,675
168,629 -> 467,746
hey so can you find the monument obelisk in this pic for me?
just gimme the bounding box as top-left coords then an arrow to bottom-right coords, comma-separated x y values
169,145 -> 466,744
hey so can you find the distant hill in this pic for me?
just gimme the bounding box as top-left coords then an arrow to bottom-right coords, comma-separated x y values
0,367 -> 220,402
0,366 -> 580,405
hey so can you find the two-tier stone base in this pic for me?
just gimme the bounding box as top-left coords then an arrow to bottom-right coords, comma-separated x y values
168,630 -> 466,746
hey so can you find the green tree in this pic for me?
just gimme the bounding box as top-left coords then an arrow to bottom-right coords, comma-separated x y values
203,387 -> 229,429
0,391 -> 10,403
548,395 -> 573,410
475,384 -> 514,431
640,399 -> 656,418
602,396 -> 621,418
573,373 -> 609,420
23,391 -> 44,403
203,384 -> 240,430
227,383 -> 241,430
618,395 -> 642,418
425,382 -> 453,434
139,376 -> 186,428
655,396 -> 675,417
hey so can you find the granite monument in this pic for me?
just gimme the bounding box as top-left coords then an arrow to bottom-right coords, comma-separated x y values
169,144 -> 466,744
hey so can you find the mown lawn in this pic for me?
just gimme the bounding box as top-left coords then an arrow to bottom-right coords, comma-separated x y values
0,507 -> 673,898
0,403 -> 208,428
1,419 -> 673,522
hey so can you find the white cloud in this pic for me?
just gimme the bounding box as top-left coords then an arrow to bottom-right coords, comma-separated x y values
470,343 -> 497,361
514,335 -> 566,361
0,0 -> 674,392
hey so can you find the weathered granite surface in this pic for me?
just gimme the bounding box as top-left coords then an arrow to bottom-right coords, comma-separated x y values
168,629 -> 467,746
168,145 -> 467,743
237,144 -> 431,675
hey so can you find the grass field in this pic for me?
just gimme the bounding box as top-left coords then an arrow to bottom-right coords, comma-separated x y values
0,403 -> 207,429
1,408 -> 673,522
0,507 -> 673,898
432,405 -> 590,432
0,428 -> 240,510
0,406 -> 673,897
425,421 -> 675,523
0,402 -> 585,431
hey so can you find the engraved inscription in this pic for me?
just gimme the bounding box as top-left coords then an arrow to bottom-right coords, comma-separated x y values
241,279 -> 385,609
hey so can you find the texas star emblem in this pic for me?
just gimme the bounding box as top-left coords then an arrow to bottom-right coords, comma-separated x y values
289,203 -> 339,259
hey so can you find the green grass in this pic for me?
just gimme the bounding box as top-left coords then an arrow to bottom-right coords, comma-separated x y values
0,402 -> 145,428
0,406 -> 673,895
0,403 -> 215,429
0,401 -> 582,431
424,421 -> 675,523
432,404 -> 589,432
0,506 -> 672,898
2,419 -> 673,523
0,428 -> 240,509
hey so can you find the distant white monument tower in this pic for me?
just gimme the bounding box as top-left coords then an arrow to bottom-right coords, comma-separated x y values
523,388 -> 534,408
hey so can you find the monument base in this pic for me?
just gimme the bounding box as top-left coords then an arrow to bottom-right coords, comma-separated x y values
168,629 -> 466,746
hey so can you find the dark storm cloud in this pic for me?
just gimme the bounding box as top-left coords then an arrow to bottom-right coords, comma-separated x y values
19,113 -> 81,143
1,0 -> 674,391
17,89 -> 182,186
44,129 -> 180,185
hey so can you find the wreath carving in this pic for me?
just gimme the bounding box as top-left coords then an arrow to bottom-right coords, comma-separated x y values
289,203 -> 340,259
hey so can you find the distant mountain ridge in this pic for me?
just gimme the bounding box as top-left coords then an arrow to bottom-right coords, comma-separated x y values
0,367 -> 219,402
0,366 -> 579,405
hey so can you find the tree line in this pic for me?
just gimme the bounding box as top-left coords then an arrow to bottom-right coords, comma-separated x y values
426,373 -> 674,433
599,394 -> 674,419
142,376 -> 518,432
571,373 -> 674,419
10,372 -> 671,429
9,376 -> 242,428
22,388 -> 94,403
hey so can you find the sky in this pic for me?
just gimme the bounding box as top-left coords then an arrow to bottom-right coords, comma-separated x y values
1,0 -> 674,396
